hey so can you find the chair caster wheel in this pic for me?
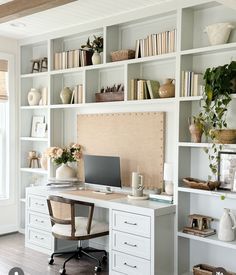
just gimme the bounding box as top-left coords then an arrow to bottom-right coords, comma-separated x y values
102,255 -> 107,263
94,266 -> 102,272
48,258 -> 54,265
59,268 -> 66,275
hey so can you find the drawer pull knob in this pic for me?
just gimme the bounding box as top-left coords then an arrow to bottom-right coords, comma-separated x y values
124,262 -> 137,269
124,221 -> 137,226
124,242 -> 137,247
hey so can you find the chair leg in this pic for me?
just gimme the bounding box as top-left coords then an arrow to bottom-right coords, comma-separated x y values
81,249 -> 101,267
62,252 -> 78,269
85,247 -> 107,255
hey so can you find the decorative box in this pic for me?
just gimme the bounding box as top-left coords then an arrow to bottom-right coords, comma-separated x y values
193,264 -> 236,275
111,49 -> 135,62
95,91 -> 124,102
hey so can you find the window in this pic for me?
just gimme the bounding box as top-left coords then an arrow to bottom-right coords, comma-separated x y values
0,60 -> 9,199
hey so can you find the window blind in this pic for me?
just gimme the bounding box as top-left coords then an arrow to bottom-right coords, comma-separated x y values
0,59 -> 8,102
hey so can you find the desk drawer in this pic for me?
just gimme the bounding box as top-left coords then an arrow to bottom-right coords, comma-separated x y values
112,210 -> 150,237
28,227 -> 52,250
28,195 -> 48,214
28,211 -> 51,231
112,230 -> 150,260
112,251 -> 150,275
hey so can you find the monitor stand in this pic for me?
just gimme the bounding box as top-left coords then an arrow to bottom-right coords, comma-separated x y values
92,186 -> 113,195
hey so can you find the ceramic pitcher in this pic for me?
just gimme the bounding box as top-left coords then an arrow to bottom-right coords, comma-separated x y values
218,208 -> 236,242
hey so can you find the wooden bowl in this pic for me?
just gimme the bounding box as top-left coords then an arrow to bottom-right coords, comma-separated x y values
211,129 -> 236,144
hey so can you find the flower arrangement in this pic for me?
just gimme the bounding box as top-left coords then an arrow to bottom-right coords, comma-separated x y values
81,35 -> 103,53
45,144 -> 82,165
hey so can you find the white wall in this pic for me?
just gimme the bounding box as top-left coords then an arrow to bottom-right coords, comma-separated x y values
0,36 -> 19,234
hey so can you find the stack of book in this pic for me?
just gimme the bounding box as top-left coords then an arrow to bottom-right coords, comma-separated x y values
181,71 -> 204,97
130,79 -> 160,100
135,29 -> 176,58
54,49 -> 93,70
71,84 -> 83,104
149,193 -> 173,204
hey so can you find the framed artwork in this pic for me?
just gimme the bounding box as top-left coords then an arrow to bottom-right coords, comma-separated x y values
218,151 -> 236,191
31,116 -> 45,137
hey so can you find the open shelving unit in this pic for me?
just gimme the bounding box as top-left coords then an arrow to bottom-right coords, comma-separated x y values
18,0 -> 236,274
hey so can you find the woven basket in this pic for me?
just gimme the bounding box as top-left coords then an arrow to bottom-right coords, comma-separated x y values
211,129 -> 236,144
111,49 -> 135,62
193,264 -> 236,275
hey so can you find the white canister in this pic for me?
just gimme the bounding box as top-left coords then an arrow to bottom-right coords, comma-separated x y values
28,88 -> 41,106
204,22 -> 234,46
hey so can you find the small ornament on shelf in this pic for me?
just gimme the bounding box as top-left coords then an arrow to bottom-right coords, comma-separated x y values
28,151 -> 40,168
183,214 -> 216,237
95,84 -> 124,102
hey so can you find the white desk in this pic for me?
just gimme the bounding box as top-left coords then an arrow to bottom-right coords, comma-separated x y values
25,186 -> 176,275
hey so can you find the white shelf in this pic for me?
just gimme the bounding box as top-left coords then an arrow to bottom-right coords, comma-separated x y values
178,231 -> 236,250
179,96 -> 202,102
178,186 -> 236,199
20,137 -> 48,142
20,168 -> 48,174
21,71 -> 49,78
20,105 -> 48,110
178,142 -> 236,149
50,52 -> 176,75
180,42 -> 236,56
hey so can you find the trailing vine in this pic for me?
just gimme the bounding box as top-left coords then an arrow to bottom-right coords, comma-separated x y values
199,61 -> 236,178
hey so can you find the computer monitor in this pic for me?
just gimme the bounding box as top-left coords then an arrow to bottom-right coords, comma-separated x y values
84,154 -> 121,189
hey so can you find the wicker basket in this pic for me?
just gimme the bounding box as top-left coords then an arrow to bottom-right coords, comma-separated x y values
211,129 -> 236,144
183,177 -> 220,191
111,49 -> 135,62
193,264 -> 236,275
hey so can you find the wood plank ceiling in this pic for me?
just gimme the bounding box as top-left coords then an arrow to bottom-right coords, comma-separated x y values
0,0 -> 77,23
0,0 -> 172,39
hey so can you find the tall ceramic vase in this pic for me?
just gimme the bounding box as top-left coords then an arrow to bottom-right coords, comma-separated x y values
92,51 -> 101,65
56,163 -> 76,179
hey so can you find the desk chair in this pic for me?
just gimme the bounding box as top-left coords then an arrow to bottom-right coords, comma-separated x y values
47,195 -> 109,275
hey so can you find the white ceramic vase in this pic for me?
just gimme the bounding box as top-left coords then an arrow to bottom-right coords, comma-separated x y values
92,51 -> 101,65
27,88 -> 41,106
40,154 -> 48,170
218,208 -> 236,242
56,163 -> 76,179
204,22 -> 234,45
165,182 -> 174,195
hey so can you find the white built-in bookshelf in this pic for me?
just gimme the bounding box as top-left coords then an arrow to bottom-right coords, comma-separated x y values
19,0 -> 236,274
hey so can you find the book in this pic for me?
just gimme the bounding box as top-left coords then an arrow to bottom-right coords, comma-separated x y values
130,78 -> 137,100
146,80 -> 160,99
78,84 -> 83,103
135,39 -> 140,59
137,79 -> 145,100
149,193 -> 173,202
193,73 -> 204,96
73,49 -> 80,67
67,50 -> 74,69
183,227 -> 216,237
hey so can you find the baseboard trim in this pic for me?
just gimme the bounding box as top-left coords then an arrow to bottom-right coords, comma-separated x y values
0,225 -> 18,236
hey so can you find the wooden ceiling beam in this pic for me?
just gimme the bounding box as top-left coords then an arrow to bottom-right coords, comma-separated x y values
0,0 -> 77,23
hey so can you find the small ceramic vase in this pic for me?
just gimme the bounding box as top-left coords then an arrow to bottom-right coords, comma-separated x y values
92,51 -> 101,65
159,79 -> 175,98
56,163 -> 76,179
60,87 -> 73,104
27,88 -> 41,106
40,153 -> 48,170
189,124 -> 203,143
165,182 -> 174,195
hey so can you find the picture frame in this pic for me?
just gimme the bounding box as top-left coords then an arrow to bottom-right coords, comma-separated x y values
36,122 -> 47,138
31,116 -> 45,137
218,151 -> 236,191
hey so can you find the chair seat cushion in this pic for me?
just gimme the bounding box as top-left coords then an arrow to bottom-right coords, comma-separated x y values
52,217 -> 109,237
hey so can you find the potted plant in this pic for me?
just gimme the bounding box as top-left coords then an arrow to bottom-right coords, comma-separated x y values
199,60 -> 236,177
81,35 -> 103,65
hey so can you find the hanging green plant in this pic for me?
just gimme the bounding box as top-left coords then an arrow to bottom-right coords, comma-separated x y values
199,60 -> 236,178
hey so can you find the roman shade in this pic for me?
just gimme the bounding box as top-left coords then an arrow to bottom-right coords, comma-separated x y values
0,59 -> 8,102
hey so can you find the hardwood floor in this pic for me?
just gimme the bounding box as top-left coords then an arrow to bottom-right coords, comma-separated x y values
0,233 -> 109,275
